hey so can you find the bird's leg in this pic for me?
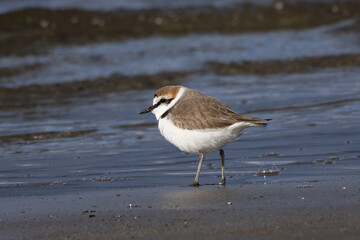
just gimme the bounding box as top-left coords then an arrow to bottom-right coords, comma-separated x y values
191,153 -> 204,187
219,149 -> 226,185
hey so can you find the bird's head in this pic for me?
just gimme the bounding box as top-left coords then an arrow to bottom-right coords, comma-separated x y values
139,85 -> 185,120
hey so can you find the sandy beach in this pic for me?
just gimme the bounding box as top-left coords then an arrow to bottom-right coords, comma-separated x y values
2,173 -> 360,240
1,1 -> 360,239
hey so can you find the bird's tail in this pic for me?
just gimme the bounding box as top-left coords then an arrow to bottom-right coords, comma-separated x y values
235,115 -> 271,127
253,118 -> 271,127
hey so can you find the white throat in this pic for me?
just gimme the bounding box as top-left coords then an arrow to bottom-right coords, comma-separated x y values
152,87 -> 186,120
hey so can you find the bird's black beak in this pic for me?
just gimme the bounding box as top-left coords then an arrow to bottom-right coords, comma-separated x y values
139,98 -> 171,114
139,105 -> 155,114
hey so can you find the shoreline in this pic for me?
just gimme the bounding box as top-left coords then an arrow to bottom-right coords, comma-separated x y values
1,174 -> 360,239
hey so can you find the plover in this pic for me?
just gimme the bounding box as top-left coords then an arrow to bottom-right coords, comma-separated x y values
140,85 -> 269,186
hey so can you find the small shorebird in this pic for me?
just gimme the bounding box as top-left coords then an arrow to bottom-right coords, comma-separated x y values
140,85 -> 269,186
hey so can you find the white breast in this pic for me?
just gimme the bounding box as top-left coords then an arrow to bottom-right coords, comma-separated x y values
158,117 -> 252,154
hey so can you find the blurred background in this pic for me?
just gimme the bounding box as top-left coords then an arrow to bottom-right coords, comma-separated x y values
1,0 -> 360,196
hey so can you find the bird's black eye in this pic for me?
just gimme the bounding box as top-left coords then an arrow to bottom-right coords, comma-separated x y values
162,98 -> 173,104
154,94 -> 158,98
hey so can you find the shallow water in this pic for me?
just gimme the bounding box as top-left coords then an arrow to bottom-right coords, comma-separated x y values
1,20 -> 358,87
0,1 -> 360,197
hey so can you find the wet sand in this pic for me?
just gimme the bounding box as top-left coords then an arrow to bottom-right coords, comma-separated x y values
2,174 -> 360,240
208,53 -> 360,76
0,71 -> 186,110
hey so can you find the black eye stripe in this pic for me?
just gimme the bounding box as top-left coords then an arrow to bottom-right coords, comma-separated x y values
151,98 -> 173,110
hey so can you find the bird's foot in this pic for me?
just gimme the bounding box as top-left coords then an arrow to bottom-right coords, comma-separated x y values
182,182 -> 200,187
218,177 -> 226,186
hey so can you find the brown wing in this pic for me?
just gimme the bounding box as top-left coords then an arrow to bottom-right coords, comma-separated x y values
169,89 -> 267,130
